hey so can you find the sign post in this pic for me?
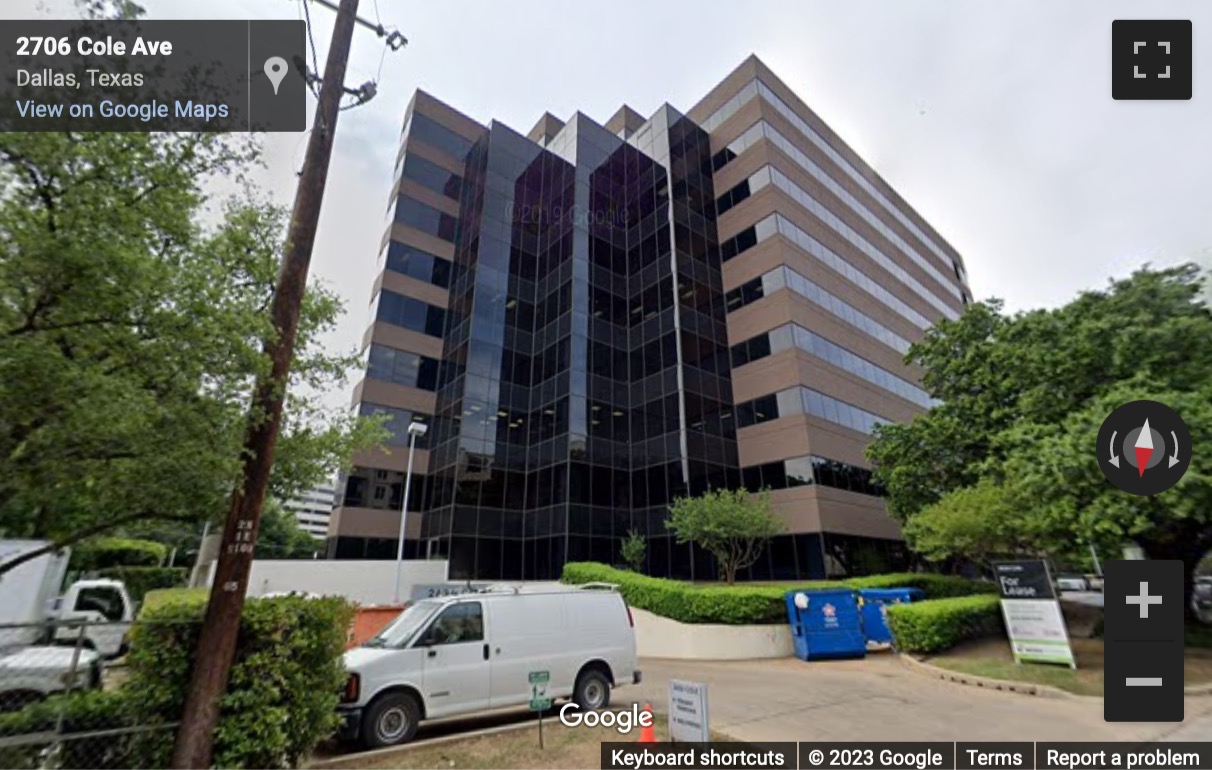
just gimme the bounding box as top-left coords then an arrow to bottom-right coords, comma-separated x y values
667,679 -> 709,743
993,560 -> 1077,668
529,670 -> 551,748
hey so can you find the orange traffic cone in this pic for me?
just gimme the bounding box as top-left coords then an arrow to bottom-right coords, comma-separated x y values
637,703 -> 656,743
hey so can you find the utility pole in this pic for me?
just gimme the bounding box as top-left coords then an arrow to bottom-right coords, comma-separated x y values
169,1 -> 361,766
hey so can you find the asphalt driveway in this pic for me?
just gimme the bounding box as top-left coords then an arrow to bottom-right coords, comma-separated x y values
616,654 -> 1212,742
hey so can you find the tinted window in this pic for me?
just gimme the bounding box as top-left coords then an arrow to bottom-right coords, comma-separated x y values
402,154 -> 462,200
739,456 -> 883,498
409,113 -> 474,160
366,345 -> 440,391
394,196 -> 458,242
422,602 -> 483,645
721,226 -> 758,262
374,290 -> 447,338
359,404 -> 431,447
383,242 -> 453,288
715,178 -> 751,216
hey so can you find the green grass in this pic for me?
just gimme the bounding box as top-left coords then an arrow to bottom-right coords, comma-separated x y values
926,635 -> 1212,697
927,657 -> 1104,697
139,586 -> 208,615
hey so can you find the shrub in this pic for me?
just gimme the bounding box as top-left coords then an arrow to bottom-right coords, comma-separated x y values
139,587 -> 210,616
885,594 -> 1004,654
844,572 -> 998,598
94,566 -> 187,605
72,538 -> 167,572
0,690 -> 136,769
0,595 -> 352,769
125,593 -> 353,768
620,530 -> 646,573
560,562 -> 993,625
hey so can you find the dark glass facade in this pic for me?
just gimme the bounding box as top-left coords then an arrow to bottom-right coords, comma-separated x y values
416,108 -> 744,581
331,60 -> 971,581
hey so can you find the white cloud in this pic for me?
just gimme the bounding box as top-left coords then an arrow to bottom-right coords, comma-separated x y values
11,0 -> 1212,406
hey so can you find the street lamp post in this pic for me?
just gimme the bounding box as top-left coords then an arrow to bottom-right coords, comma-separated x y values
392,421 -> 428,605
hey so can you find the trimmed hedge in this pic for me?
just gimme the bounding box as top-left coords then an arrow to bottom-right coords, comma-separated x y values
72,538 -> 167,571
560,562 -> 995,625
94,566 -> 187,604
844,573 -> 998,599
139,586 -> 210,615
885,594 -> 1004,654
125,594 -> 354,768
0,595 -> 353,769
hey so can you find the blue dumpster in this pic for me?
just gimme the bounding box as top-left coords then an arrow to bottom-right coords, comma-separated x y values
858,588 -> 925,645
784,589 -> 866,661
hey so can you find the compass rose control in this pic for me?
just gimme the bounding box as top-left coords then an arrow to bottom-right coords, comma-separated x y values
1096,401 -> 1190,496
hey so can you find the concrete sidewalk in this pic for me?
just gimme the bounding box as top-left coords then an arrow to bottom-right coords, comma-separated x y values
618,655 -> 1212,743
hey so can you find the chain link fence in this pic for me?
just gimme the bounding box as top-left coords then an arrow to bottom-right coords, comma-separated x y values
0,618 -> 180,769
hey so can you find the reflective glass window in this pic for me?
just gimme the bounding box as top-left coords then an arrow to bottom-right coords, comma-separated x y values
401,154 -> 462,200
383,241 -> 453,289
394,196 -> 458,242
366,345 -> 440,391
374,290 -> 447,338
409,112 -> 474,160
359,403 -> 431,448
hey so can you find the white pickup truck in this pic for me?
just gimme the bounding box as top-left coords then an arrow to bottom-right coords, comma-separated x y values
0,540 -> 135,710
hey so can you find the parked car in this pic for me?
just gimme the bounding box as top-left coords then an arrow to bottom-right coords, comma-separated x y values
0,646 -> 102,712
337,583 -> 640,748
1054,574 -> 1089,592
1084,574 -> 1105,592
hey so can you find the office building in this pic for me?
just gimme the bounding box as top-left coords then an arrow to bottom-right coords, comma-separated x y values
326,55 -> 970,580
283,481 -> 337,539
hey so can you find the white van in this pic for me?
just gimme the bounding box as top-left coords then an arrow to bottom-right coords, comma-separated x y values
338,584 -> 641,747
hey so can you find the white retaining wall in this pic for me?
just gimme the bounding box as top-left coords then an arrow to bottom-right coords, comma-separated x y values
205,559 -> 449,606
631,607 -> 793,660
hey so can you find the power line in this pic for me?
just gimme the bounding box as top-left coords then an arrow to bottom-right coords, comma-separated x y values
298,0 -> 405,113
300,0 -> 322,100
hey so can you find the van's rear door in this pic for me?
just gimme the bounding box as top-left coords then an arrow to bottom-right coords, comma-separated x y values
486,594 -> 570,709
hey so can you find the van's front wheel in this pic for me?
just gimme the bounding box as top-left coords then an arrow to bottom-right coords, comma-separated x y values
362,692 -> 420,748
573,670 -> 611,710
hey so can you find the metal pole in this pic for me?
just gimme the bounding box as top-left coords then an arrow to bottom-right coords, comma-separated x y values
1089,543 -> 1102,576
392,431 -> 418,605
169,2 -> 361,766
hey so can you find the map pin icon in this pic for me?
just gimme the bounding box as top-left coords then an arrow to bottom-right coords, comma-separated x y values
264,56 -> 287,95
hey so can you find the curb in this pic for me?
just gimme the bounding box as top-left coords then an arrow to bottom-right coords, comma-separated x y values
899,654 -> 1082,700
899,654 -> 1212,698
308,717 -> 538,769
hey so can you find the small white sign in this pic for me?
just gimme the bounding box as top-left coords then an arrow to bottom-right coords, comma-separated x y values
1001,598 -> 1076,667
667,679 -> 709,743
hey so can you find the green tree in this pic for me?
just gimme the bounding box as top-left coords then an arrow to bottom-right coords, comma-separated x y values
667,488 -> 783,584
0,130 -> 384,573
868,265 -> 1212,619
620,530 -> 646,573
256,499 -> 322,560
902,479 -> 1040,570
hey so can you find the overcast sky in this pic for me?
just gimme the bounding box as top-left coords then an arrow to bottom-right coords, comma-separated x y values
14,0 -> 1212,393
